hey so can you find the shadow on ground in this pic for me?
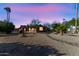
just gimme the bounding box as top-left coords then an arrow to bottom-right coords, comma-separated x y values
0,43 -> 66,56
68,34 -> 79,37
0,33 -> 19,37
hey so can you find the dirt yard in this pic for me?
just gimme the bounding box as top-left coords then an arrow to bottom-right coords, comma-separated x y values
0,33 -> 79,56
0,33 -> 64,56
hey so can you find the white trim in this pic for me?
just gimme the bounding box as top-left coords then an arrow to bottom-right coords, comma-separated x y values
0,0 -> 78,3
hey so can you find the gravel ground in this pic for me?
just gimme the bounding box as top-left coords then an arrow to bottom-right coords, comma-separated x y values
48,33 -> 79,56
0,33 -> 64,56
48,33 -> 79,47
0,33 -> 79,56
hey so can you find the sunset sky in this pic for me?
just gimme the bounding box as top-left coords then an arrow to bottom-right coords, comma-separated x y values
0,3 -> 79,28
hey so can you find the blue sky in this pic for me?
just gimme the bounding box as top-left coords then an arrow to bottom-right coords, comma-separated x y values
0,3 -> 79,28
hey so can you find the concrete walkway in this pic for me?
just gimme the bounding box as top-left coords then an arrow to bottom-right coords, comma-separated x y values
46,33 -> 79,56
48,33 -> 79,47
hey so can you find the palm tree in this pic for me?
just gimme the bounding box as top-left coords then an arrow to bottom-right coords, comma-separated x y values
4,7 -> 11,22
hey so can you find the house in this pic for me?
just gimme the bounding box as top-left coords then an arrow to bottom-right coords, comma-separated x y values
19,25 -> 27,33
18,24 -> 50,33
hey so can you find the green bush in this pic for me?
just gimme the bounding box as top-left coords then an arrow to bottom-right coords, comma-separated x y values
0,20 -> 15,34
52,23 -> 67,34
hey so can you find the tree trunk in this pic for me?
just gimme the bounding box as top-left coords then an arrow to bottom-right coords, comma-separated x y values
22,28 -> 25,37
60,30 -> 64,35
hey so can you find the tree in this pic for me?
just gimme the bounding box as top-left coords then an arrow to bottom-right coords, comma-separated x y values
51,23 -> 60,32
4,7 -> 11,22
4,7 -> 11,12
29,19 -> 41,32
43,23 -> 51,32
66,18 -> 79,28
0,20 -> 15,34
5,22 -> 15,34
58,24 -> 67,35
30,19 -> 41,26
43,23 -> 51,28
51,22 -> 67,35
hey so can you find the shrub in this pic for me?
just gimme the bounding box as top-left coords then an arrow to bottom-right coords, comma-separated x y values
0,20 -> 15,34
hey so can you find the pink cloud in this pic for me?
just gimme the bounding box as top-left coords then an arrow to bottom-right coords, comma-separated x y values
10,5 -> 69,13
8,4 -> 74,28
39,17 -> 63,23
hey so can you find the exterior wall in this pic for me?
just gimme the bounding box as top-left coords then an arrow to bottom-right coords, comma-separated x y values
19,25 -> 49,33
39,27 -> 43,31
28,28 -> 37,33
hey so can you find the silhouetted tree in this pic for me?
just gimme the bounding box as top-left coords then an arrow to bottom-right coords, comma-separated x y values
30,19 -> 41,26
4,7 -> 11,22
43,23 -> 51,32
